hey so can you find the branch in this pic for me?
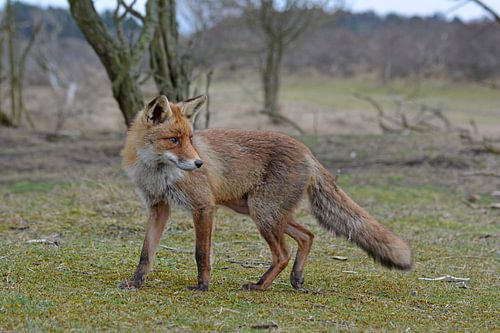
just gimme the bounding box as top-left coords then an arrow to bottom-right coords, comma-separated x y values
463,171 -> 500,178
112,0 -> 158,91
17,21 -> 42,130
120,0 -> 144,23
69,0 -> 121,69
469,0 -> 500,23
354,93 -> 402,133
113,0 -> 128,48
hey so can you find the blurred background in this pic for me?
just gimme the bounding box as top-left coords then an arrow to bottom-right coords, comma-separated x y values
0,0 -> 498,136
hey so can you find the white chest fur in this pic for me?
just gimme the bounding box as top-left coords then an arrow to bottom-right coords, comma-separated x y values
125,147 -> 190,209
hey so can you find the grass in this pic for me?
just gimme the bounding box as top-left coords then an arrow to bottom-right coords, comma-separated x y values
0,131 -> 498,331
210,71 -> 500,135
281,74 -> 500,119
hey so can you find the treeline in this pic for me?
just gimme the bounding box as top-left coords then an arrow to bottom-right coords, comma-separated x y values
201,10 -> 500,81
7,2 -> 138,40
7,2 -> 500,82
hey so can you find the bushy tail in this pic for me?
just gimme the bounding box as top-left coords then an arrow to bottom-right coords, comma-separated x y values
308,164 -> 412,270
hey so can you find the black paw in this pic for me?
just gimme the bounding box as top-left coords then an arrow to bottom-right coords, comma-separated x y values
187,284 -> 209,291
241,282 -> 264,291
118,280 -> 142,291
290,271 -> 305,290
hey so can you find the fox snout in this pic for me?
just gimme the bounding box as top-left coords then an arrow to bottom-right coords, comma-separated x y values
164,152 -> 203,171
177,159 -> 203,171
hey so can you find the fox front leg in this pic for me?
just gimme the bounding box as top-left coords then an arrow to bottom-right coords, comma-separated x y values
119,201 -> 170,290
187,208 -> 214,291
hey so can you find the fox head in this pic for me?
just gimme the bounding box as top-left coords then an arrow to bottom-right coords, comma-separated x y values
124,94 -> 207,171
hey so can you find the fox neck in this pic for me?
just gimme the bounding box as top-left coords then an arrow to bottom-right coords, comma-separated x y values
125,145 -> 188,208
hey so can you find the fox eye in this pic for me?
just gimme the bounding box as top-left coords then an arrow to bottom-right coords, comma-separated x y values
169,137 -> 179,144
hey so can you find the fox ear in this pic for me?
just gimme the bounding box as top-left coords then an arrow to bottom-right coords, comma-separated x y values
178,95 -> 207,121
144,95 -> 172,124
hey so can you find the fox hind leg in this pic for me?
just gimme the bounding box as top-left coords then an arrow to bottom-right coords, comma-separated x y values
242,207 -> 292,291
285,219 -> 314,291
241,222 -> 291,291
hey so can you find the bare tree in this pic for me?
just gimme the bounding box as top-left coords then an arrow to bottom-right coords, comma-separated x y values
6,0 -> 16,124
68,0 -> 158,127
150,0 -> 219,105
178,0 -> 224,128
0,32 -> 9,126
0,0 -> 40,128
243,0 -> 320,126
148,0 -> 191,101
69,0 -> 212,126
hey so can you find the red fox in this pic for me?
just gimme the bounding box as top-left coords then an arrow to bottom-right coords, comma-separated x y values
119,95 -> 412,291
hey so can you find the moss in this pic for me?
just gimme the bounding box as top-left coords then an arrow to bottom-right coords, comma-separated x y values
0,135 -> 498,332
5,180 -> 65,193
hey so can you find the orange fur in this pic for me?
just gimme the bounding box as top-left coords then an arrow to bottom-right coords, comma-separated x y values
119,95 -> 412,292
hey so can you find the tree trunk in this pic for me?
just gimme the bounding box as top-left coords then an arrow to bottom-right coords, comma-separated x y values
69,0 -> 157,127
6,0 -> 18,125
150,0 -> 189,102
262,40 -> 283,123
0,111 -> 14,127
0,35 -> 4,123
204,69 -> 213,129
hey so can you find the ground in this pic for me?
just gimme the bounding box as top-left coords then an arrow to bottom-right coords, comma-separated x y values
0,127 -> 498,331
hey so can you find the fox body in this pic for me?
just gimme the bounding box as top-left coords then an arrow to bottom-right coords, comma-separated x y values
120,95 -> 412,291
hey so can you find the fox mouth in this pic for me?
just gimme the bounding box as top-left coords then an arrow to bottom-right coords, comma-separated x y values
174,161 -> 199,171
163,152 -> 203,171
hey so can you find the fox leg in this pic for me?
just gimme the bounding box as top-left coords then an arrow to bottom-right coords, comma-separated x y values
188,207 -> 214,291
285,219 -> 314,290
119,201 -> 170,290
242,214 -> 291,291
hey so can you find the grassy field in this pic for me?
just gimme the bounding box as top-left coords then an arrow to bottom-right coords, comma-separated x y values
0,128 -> 498,331
207,72 -> 500,136
25,72 -> 500,137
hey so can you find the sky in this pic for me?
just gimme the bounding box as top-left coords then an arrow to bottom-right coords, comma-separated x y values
1,0 -> 499,22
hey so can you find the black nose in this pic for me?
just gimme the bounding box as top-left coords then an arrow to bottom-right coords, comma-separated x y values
194,160 -> 204,168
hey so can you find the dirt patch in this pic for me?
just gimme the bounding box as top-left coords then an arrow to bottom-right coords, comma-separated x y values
1,128 -> 498,197
0,128 -> 124,183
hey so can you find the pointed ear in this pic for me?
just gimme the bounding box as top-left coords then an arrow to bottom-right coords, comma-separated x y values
178,95 -> 207,121
144,95 -> 172,124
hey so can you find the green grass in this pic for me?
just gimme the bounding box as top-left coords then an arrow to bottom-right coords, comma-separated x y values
212,71 -> 500,130
5,180 -> 65,194
1,157 -> 498,331
281,74 -> 500,115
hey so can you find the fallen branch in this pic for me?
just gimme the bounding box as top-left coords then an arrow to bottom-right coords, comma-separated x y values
159,245 -> 192,253
354,93 -> 452,134
227,259 -> 270,268
418,275 -> 470,282
354,93 -> 402,133
26,239 -> 59,246
342,270 -> 357,274
463,171 -> 500,178
251,322 -> 278,330
217,307 -> 241,315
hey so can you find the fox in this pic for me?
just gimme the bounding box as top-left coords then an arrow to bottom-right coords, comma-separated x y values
119,94 -> 412,292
